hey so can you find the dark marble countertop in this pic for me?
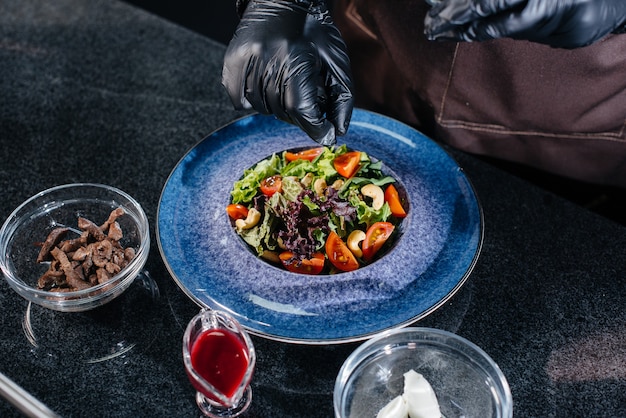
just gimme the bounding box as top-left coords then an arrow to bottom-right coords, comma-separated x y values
1,1 -> 624,417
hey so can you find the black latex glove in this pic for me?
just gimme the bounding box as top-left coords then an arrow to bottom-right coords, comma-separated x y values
424,0 -> 626,49
222,0 -> 353,146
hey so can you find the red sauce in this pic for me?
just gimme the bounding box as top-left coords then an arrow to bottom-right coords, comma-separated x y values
190,328 -> 250,399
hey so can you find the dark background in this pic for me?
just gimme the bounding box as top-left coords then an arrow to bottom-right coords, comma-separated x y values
121,0 -> 626,226
122,0 -> 239,44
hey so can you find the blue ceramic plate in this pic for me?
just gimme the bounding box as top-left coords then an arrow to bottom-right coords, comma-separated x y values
157,109 -> 482,344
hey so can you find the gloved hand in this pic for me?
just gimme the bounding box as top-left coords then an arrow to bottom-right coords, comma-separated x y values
424,0 -> 626,49
222,0 -> 353,145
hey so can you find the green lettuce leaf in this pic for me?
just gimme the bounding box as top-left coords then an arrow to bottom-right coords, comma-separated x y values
349,192 -> 392,228
281,176 -> 304,202
231,153 -> 282,204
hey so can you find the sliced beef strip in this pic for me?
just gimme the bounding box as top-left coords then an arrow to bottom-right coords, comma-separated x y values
59,231 -> 89,253
100,207 -> 125,232
96,267 -> 112,284
35,208 -> 135,291
37,264 -> 66,290
77,217 -> 106,241
50,247 -> 91,290
36,227 -> 69,263
107,221 -> 123,241
92,239 -> 113,267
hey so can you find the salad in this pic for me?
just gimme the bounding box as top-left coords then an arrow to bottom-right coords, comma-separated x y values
226,145 -> 408,274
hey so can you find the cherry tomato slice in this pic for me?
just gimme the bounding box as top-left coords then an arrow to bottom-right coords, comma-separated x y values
285,147 -> 324,162
333,151 -> 361,178
384,184 -> 407,218
325,231 -> 360,272
362,222 -> 395,262
279,252 -> 325,275
226,204 -> 249,220
259,175 -> 282,197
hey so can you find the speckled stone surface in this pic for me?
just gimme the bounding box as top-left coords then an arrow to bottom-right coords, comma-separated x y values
1,1 -> 625,417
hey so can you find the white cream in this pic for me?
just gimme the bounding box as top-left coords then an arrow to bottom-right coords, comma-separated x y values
376,369 -> 441,418
402,370 -> 441,418
376,395 -> 408,418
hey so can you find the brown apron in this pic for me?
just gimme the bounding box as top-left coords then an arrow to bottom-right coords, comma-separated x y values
333,0 -> 626,187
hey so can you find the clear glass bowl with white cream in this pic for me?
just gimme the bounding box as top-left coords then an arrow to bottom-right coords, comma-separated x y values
334,327 -> 513,418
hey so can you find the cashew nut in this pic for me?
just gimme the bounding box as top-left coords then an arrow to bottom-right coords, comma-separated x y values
261,250 -> 281,264
235,207 -> 261,230
314,178 -> 327,196
301,172 -> 314,188
347,230 -> 366,258
331,179 -> 344,190
361,184 -> 384,210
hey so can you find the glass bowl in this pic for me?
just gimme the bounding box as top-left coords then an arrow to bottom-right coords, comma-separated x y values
334,327 -> 513,418
0,183 -> 150,312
